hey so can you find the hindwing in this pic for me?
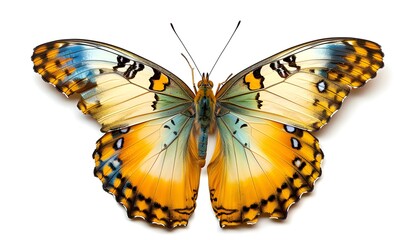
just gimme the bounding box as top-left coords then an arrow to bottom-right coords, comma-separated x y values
208,113 -> 323,226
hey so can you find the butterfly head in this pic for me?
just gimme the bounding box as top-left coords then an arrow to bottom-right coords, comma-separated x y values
197,73 -> 214,89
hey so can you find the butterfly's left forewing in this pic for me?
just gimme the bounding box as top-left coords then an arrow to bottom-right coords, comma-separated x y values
32,39 -> 195,131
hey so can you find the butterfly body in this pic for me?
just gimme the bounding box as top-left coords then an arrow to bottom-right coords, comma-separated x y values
32,37 -> 383,228
194,73 -> 216,158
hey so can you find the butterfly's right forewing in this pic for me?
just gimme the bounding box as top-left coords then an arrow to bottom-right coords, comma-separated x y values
216,38 -> 384,131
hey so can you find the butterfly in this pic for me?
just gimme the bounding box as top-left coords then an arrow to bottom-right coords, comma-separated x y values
32,37 -> 383,228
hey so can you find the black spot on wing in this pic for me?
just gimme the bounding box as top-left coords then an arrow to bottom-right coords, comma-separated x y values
151,94 -> 159,111
114,55 -> 130,70
255,93 -> 263,109
272,57 -> 300,78
124,62 -> 144,79
283,54 -> 300,70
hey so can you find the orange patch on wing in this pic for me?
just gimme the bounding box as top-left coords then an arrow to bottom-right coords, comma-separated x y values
364,41 -> 381,50
46,49 -> 59,59
244,71 -> 263,90
354,46 -> 368,56
373,53 -> 383,61
33,57 -> 43,66
44,61 -> 59,73
34,44 -> 48,54
151,73 -> 169,91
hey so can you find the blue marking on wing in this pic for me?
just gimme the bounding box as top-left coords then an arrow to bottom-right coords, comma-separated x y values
95,154 -> 122,186
54,44 -> 121,96
57,45 -> 117,82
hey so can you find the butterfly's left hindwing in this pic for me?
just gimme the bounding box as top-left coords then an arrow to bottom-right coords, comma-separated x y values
94,112 -> 201,228
32,39 -> 195,131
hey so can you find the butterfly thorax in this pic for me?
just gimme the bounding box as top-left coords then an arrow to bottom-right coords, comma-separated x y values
194,73 -> 216,158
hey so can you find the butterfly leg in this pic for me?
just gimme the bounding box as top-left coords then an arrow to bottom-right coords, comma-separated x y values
181,53 -> 198,93
215,73 -> 233,95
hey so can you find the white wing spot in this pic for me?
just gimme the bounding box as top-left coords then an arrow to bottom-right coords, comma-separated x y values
291,138 -> 300,149
285,125 -> 295,133
112,159 -> 121,168
317,80 -> 326,92
115,138 -> 124,149
294,159 -> 301,168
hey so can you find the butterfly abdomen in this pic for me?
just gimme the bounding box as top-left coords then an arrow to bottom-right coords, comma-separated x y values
194,77 -> 216,158
198,128 -> 208,158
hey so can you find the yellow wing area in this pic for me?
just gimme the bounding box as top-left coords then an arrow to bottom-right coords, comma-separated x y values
208,113 -> 323,227
94,112 -> 202,228
216,38 -> 384,131
32,39 -> 195,131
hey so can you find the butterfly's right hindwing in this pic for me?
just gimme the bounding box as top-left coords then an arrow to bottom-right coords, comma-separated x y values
208,113 -> 323,227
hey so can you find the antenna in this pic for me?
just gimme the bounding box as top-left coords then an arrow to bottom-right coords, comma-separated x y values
209,20 -> 241,76
170,23 -> 202,77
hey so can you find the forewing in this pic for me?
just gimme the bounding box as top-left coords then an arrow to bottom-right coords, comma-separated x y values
208,113 -> 323,227
94,110 -> 202,228
32,39 -> 195,131
216,38 -> 384,130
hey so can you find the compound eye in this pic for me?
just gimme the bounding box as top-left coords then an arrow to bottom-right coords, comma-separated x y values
208,80 -> 214,87
197,81 -> 202,88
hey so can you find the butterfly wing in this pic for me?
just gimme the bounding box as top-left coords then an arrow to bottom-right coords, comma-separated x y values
94,112 -> 201,228
209,38 -> 384,226
32,39 -> 195,131
208,113 -> 323,226
216,38 -> 384,130
32,40 -> 202,227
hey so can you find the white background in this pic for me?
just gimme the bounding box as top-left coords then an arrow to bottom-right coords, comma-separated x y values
1,0 -> 414,239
